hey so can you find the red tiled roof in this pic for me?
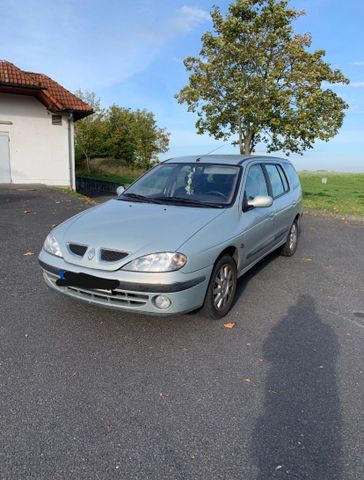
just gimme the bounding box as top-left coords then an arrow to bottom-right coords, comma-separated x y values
0,60 -> 43,88
0,61 -> 93,119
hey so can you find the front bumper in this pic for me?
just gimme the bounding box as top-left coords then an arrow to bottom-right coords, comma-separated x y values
38,250 -> 212,315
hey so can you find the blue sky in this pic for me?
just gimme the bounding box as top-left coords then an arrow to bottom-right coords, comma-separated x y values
1,0 -> 363,171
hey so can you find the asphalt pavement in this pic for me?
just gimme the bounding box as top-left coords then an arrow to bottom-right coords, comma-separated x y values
0,185 -> 363,480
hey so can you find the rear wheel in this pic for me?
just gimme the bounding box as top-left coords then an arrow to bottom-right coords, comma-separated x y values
202,254 -> 237,319
280,219 -> 299,257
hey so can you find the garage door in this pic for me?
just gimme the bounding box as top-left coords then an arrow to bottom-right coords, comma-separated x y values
0,132 -> 11,183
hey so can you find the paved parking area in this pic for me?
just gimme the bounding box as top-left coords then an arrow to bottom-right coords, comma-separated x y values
0,185 -> 363,479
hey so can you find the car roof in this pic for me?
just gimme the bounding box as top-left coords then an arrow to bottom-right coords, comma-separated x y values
164,154 -> 290,165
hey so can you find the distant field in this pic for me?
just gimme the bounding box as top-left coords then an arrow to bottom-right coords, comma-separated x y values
299,172 -> 364,217
76,166 -> 364,217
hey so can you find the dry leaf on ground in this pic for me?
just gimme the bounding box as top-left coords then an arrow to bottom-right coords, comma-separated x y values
242,377 -> 251,383
224,322 -> 236,329
23,252 -> 34,256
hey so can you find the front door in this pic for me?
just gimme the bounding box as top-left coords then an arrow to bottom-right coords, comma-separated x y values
238,163 -> 275,271
0,132 -> 11,183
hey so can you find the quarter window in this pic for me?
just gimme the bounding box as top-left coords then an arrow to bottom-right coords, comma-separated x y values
277,164 -> 289,192
284,163 -> 300,189
244,164 -> 268,200
265,164 -> 286,198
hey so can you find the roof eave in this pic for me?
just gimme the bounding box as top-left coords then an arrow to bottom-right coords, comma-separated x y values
59,109 -> 94,121
0,82 -> 43,91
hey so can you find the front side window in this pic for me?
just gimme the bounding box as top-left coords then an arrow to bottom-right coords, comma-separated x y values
265,164 -> 286,198
244,164 -> 268,200
121,163 -> 241,207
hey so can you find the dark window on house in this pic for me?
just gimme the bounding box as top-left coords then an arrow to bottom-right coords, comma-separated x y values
52,114 -> 62,126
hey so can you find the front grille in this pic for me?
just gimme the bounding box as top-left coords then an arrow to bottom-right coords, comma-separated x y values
69,243 -> 87,257
100,249 -> 128,262
67,286 -> 148,306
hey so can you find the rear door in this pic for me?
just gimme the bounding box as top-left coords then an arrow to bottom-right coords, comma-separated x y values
239,163 -> 275,270
263,163 -> 293,244
0,132 -> 11,183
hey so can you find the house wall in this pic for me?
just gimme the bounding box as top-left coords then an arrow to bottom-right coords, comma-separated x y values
0,92 -> 74,186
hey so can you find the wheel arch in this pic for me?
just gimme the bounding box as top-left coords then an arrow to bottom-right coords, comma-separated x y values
215,246 -> 239,267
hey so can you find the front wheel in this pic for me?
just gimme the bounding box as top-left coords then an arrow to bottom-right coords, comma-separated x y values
280,219 -> 299,257
202,254 -> 237,319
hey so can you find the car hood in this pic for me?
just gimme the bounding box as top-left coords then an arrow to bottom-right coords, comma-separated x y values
55,199 -> 226,271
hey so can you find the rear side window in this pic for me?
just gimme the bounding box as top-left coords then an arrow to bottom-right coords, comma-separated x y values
244,164 -> 268,200
284,163 -> 300,189
264,164 -> 286,198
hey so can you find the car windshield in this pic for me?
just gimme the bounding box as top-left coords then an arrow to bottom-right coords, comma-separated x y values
120,163 -> 241,207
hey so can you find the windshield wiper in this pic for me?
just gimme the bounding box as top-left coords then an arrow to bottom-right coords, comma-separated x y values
118,193 -> 163,204
154,196 -> 223,208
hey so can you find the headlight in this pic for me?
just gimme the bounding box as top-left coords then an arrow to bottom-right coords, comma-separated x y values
43,233 -> 63,258
121,252 -> 187,272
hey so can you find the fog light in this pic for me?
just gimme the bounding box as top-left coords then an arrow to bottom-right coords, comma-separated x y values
154,295 -> 171,309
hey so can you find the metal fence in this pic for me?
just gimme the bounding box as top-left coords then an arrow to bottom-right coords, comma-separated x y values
76,176 -> 120,196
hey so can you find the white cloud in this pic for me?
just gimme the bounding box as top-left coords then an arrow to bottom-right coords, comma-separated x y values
348,81 -> 364,88
139,5 -> 210,44
174,6 -> 210,33
353,61 -> 364,66
0,2 -> 210,91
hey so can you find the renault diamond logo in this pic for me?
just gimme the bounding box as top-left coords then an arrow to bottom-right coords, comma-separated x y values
87,248 -> 96,260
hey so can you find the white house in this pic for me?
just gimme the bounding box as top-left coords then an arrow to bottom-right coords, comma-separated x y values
0,61 -> 92,188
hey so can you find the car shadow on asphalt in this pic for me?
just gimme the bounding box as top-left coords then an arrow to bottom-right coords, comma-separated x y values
252,294 -> 342,479
232,250 -> 279,310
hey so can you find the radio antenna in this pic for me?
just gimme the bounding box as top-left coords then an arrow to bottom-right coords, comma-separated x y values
195,142 -> 227,162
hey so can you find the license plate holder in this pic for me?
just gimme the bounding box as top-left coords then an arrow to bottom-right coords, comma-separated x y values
56,271 -> 119,291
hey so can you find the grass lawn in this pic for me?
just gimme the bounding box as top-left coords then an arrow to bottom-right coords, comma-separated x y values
76,169 -> 364,217
299,172 -> 364,217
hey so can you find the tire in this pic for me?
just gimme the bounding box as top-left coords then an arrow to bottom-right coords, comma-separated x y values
280,219 -> 299,257
202,254 -> 237,319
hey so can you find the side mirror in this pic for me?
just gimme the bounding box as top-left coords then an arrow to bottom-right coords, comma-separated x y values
116,185 -> 125,196
247,195 -> 273,209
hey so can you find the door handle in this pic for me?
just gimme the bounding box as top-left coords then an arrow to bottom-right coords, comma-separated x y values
268,212 -> 275,218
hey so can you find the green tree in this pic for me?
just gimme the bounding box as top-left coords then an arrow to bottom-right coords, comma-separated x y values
133,109 -> 170,169
176,0 -> 349,155
105,105 -> 137,164
105,106 -> 170,168
74,89 -> 106,172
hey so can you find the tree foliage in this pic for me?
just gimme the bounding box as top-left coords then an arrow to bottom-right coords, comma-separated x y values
176,0 -> 349,155
74,91 -> 169,170
74,90 -> 106,172
105,106 -> 170,169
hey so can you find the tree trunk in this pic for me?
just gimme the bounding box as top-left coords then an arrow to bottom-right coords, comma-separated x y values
238,118 -> 243,154
240,129 -> 253,154
238,118 -> 254,154
85,155 -> 91,173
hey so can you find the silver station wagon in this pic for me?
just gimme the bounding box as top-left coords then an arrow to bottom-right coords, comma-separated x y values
39,155 -> 302,318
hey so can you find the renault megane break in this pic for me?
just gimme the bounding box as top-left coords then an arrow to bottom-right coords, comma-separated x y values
38,155 -> 302,319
